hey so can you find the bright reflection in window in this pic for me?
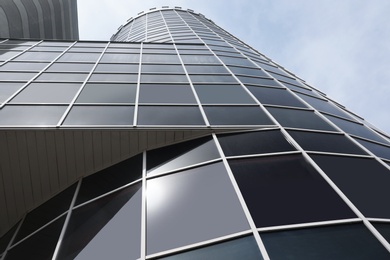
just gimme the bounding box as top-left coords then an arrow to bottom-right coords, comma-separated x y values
146,179 -> 173,214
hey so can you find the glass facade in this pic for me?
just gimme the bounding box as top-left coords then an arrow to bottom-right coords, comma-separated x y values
0,6 -> 390,260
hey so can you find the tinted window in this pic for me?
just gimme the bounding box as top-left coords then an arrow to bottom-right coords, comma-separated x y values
0,105 -> 66,126
76,83 -> 137,103
11,83 -> 81,103
137,106 -> 204,125
248,86 -> 307,108
63,106 -> 134,125
195,85 -> 255,104
204,106 -> 273,125
354,138 -> 390,160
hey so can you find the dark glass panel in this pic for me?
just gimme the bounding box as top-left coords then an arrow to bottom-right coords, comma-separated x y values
289,131 -> 367,155
195,85 -> 255,104
100,53 -> 140,63
267,71 -> 299,85
140,74 -> 188,83
219,56 -> 253,67
94,63 -> 139,73
218,130 -> 295,156
141,64 -> 184,73
354,138 -> 390,160
11,83 -> 81,103
325,115 -> 387,144
137,106 -> 204,125
282,82 -> 320,97
0,105 -> 66,125
88,73 -> 138,82
180,55 -> 220,64
5,217 -> 65,260
36,73 -> 88,82
237,76 -> 280,87
138,84 -> 196,104
14,184 -> 76,243
0,222 -> 19,253
228,66 -> 269,78
204,106 -> 273,125
262,223 -> 390,260
76,83 -> 137,103
58,184 -> 142,260
14,51 -> 61,61
372,223 -> 390,244
0,62 -> 49,71
147,162 -> 249,255
147,137 -> 220,176
248,86 -> 307,108
311,155 -> 390,218
76,154 -> 142,205
63,106 -> 134,125
47,63 -> 95,72
0,83 -> 24,103
267,107 -> 336,131
189,75 -> 237,83
229,154 -> 355,227
185,65 -> 228,74
142,54 -> 180,63
160,236 -> 263,260
58,53 -> 101,62
296,93 -> 353,119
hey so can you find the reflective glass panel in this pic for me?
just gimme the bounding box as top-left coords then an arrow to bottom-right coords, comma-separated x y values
4,216 -> 65,260
0,83 -> 24,103
160,236 -> 263,260
204,106 -> 274,125
267,107 -> 336,131
14,51 -> 61,61
0,105 -> 66,125
0,222 -> 19,253
185,65 -> 228,74
76,83 -> 137,103
47,63 -> 94,72
11,83 -> 81,103
0,72 -> 37,81
137,106 -> 204,125
140,74 -> 188,83
195,85 -> 255,104
372,223 -> 390,244
248,86 -> 307,108
147,162 -> 249,255
325,115 -> 387,144
311,155 -> 390,218
354,138 -> 390,160
58,53 -> 101,62
228,66 -> 269,78
14,184 -> 76,243
142,54 -> 180,63
36,73 -> 88,82
180,55 -> 220,64
76,154 -> 142,205
229,154 -> 355,227
94,63 -> 139,73
88,73 -> 138,82
288,131 -> 367,155
0,62 -> 49,71
139,84 -> 196,104
58,184 -> 142,260
141,64 -> 184,73
64,106 -> 134,125
218,130 -> 295,156
237,76 -> 280,87
100,53 -> 140,63
147,137 -> 220,176
189,75 -> 237,83
262,223 -> 390,259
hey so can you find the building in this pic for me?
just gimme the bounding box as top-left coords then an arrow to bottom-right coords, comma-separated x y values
1,6 -> 390,259
0,0 -> 78,40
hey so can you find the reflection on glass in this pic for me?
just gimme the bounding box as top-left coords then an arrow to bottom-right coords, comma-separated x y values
63,106 -> 134,125
311,155 -> 390,218
137,106 -> 204,125
218,130 -> 295,156
147,162 -> 249,255
372,223 -> 390,244
195,85 -> 255,104
139,84 -> 196,104
0,83 -> 24,103
204,106 -> 273,125
160,236 -> 263,260
229,154 -> 355,227
262,223 -> 390,259
248,86 -> 307,108
76,84 -> 137,103
354,138 -> 390,160
58,184 -> 142,260
0,105 -> 66,125
11,83 -> 81,103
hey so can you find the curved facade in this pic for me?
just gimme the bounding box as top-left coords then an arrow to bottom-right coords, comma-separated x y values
0,6 -> 390,260
0,0 -> 78,40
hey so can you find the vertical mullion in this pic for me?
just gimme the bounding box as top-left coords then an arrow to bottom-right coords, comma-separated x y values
132,42 -> 143,127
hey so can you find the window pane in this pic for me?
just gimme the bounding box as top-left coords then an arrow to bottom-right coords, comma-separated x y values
311,155 -> 390,218
372,223 -> 390,244
138,84 -> 196,104
57,184 -> 142,260
100,53 -> 140,63
141,64 -> 184,73
76,154 -> 142,205
189,75 -> 237,83
229,154 -> 355,227
324,115 -> 387,144
354,138 -> 390,160
0,105 -> 66,126
185,65 -> 228,74
262,223 -> 390,259
47,63 -> 94,72
180,55 -> 220,64
11,83 -> 81,103
14,51 -> 61,61
228,66 -> 269,78
88,73 -> 138,82
76,83 -> 137,103
0,62 -> 49,71
267,107 -> 336,131
204,106 -> 273,125
248,86 -> 307,108
58,53 -> 101,62
0,83 -> 24,103
195,85 -> 255,104
140,74 -> 188,83
36,73 -> 88,82
218,130 -> 295,156
237,76 -> 280,87
160,236 -> 263,260
94,63 -> 139,73
147,162 -> 249,255
137,106 -> 204,125
142,54 -> 180,63
0,72 -> 37,81
288,131 -> 367,155
63,106 -> 134,125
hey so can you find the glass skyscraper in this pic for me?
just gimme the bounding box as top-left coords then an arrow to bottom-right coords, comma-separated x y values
1,6 -> 390,260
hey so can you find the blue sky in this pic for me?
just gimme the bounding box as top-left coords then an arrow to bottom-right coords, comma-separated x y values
78,0 -> 390,134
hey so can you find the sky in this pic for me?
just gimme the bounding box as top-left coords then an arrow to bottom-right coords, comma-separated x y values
77,0 -> 390,134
